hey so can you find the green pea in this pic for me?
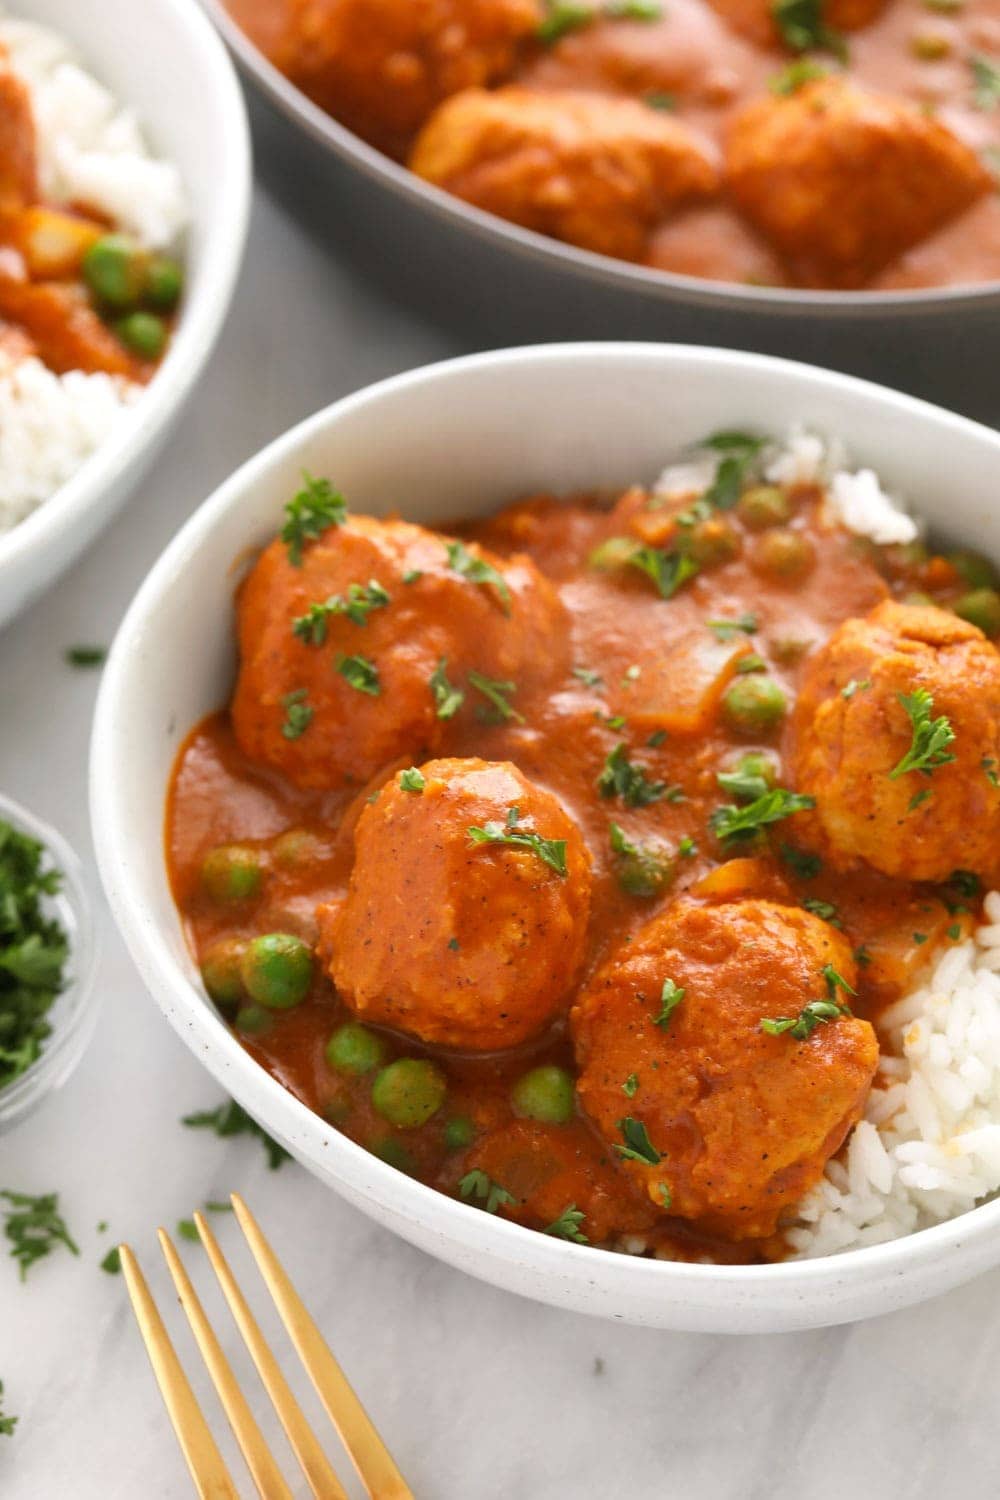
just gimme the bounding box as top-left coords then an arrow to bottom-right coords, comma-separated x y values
200,938 -> 248,1008
81,233 -> 146,309
272,828 -> 327,869
955,588 -> 1000,637
234,1003 -> 273,1036
511,1065 -> 575,1125
325,1022 -> 385,1076
617,844 -> 675,899
443,1116 -> 475,1151
948,550 -> 998,590
240,933 -> 313,1009
144,255 -> 184,310
114,311 -> 167,360
686,517 -> 740,567
732,750 -> 778,787
721,675 -> 787,736
752,528 -> 815,580
371,1059 -> 447,1129
737,485 -> 790,531
201,844 -> 262,904
588,536 -> 637,571
372,1137 -> 416,1173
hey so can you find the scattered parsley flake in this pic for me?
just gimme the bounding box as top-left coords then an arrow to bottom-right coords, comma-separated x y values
802,897 -> 841,927
707,614 -> 758,641
644,89 -> 677,109
280,688 -> 313,740
402,569 -> 423,584
597,743 -> 671,808
678,836 -> 697,858
761,999 -> 847,1040
182,1100 -> 291,1170
445,541 -> 511,614
889,689 -> 956,779
543,1204 -> 589,1243
614,1116 -> 662,1165
292,580 -> 390,643
1,1190 -> 78,1281
949,869 -> 981,899
281,474 -> 347,565
822,964 -> 856,1000
982,756 -> 999,787
429,659 -> 464,720
656,1182 -> 673,1210
948,922 -> 962,940
623,1073 -> 639,1098
647,729 -> 668,747
970,53 -> 1000,109
447,937 -> 460,952
841,678 -> 872,700
627,545 -> 700,600
913,932 -> 928,945
772,0 -> 847,57
100,1246 -> 121,1274
702,432 -> 765,510
177,1219 -> 199,1243
459,1169 -> 515,1214
710,789 -> 815,846
468,808 -> 568,877
716,761 -> 772,802
65,645 -> 107,668
469,671 -> 524,724
572,666 -> 604,689
0,1381 -> 15,1438
780,843 -> 822,879
909,788 -> 933,812
399,768 -> 426,793
769,57 -> 830,93
653,977 -> 685,1028
336,654 -> 380,696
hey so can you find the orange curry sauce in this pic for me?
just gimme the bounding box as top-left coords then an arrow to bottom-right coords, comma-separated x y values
165,477 -> 986,1264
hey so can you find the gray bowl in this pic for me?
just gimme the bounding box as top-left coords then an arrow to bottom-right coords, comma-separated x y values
205,0 -> 1000,422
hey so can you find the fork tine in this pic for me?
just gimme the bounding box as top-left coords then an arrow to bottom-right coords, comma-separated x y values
158,1228 -> 295,1500
230,1194 -> 414,1500
119,1244 -> 240,1500
192,1211 -> 350,1500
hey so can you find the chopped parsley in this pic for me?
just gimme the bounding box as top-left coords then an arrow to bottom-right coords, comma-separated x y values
772,0 -> 847,56
543,1204 -> 589,1243
0,821 -> 68,1088
597,743 -> 672,808
822,964 -> 856,1001
1,1190 -> 78,1280
430,658 -> 464,719
445,541 -> 511,614
970,54 -> 1000,109
100,1246 -> 122,1274
888,689 -> 956,779
538,0 -> 661,43
399,768 -> 426,793
572,666 -> 604,689
182,1099 -> 291,1170
402,568 -> 423,584
802,897 -> 841,927
64,645 -> 107,668
707,614 -> 758,640
614,1117 -> 662,1166
948,869 -> 981,899
280,688 -> 313,739
623,1073 -> 639,1098
913,932 -> 928,945
841,678 -> 872,700
468,806 -> 568,877
656,1183 -> 673,1210
780,842 -> 822,879
0,1381 -> 16,1437
647,729 -> 668,747
468,671 -> 525,724
177,1219 -> 199,1243
909,788 -> 933,812
644,89 -> 677,110
710,788 -> 815,846
678,836 -> 697,858
702,431 -> 765,510
769,57 -> 830,93
281,474 -> 347,565
653,977 -> 685,1029
336,654 -> 380,696
458,1169 -> 515,1214
627,545 -> 700,600
609,823 -> 675,897
291,580 -> 389,643
983,756 -> 999,787
716,759 -> 772,802
948,922 -> 963,940
760,998 -> 848,1040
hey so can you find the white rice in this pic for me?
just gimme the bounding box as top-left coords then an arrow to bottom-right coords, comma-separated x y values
654,425 -> 919,546
0,13 -> 187,536
0,15 -> 186,248
789,892 -> 1000,1257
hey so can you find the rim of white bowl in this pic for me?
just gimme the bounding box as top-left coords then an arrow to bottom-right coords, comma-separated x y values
90,342 -> 1000,1308
0,0 -> 252,590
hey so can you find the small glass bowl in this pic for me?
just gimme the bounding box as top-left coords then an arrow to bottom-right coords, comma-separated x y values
0,792 -> 101,1134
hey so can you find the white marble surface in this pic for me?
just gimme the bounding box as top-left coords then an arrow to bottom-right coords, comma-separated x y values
3,183 -> 1000,1500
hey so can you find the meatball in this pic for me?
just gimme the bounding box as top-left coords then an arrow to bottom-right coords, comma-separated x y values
572,899 -> 878,1239
726,79 -> 990,287
410,87 -> 720,262
704,0 -> 888,48
789,601 -> 1000,882
320,758 -> 592,1049
231,515 -> 564,791
265,0 -> 542,159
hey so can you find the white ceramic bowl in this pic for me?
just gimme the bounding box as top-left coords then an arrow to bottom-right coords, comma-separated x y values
90,344 -> 1000,1334
0,0 -> 251,631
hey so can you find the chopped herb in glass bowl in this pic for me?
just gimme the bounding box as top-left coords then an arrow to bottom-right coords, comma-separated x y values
0,794 -> 99,1132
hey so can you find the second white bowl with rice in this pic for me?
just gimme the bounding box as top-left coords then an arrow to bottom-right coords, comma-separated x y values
0,0 -> 250,630
91,344 -> 1000,1333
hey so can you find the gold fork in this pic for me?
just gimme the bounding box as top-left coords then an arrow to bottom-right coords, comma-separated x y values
119,1193 -> 413,1500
